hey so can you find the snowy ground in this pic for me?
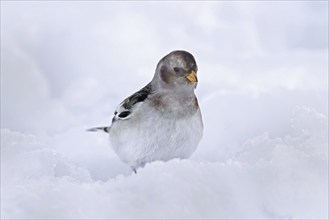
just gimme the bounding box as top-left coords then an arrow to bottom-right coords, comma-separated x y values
1,106 -> 328,219
1,2 -> 328,219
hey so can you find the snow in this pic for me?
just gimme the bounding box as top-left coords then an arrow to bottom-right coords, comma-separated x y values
1,1 -> 328,219
1,107 -> 328,219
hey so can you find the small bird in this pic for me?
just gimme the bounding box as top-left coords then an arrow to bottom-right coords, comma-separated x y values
88,50 -> 203,173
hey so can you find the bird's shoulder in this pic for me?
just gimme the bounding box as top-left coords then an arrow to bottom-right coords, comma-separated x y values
112,83 -> 153,122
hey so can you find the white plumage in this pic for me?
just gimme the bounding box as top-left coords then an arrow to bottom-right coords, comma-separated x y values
89,50 -> 203,172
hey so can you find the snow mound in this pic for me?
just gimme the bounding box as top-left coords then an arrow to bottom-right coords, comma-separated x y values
1,129 -> 92,184
1,107 -> 328,219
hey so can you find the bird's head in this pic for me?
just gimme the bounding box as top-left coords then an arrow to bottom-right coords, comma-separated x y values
153,50 -> 198,91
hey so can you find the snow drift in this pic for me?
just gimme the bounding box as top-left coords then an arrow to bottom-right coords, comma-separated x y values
1,106 -> 328,219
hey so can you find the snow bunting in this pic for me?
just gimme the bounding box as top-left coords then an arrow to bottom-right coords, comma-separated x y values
88,50 -> 203,172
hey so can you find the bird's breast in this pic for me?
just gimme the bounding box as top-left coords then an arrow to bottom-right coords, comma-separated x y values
149,93 -> 199,118
109,102 -> 203,165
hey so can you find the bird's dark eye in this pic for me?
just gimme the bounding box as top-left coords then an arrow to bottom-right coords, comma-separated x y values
173,67 -> 180,73
118,111 -> 131,118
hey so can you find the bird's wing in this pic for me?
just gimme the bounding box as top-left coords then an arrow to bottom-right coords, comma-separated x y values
112,83 -> 153,122
86,83 -> 153,133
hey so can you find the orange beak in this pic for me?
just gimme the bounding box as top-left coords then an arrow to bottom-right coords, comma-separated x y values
186,70 -> 197,83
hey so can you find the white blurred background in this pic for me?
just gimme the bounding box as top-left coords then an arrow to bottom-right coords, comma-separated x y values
1,1 -> 328,219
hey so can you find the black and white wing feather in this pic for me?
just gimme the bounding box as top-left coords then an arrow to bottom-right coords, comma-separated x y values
112,83 -> 153,122
87,83 -> 153,133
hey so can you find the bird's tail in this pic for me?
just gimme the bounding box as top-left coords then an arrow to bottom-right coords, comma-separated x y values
86,126 -> 111,133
